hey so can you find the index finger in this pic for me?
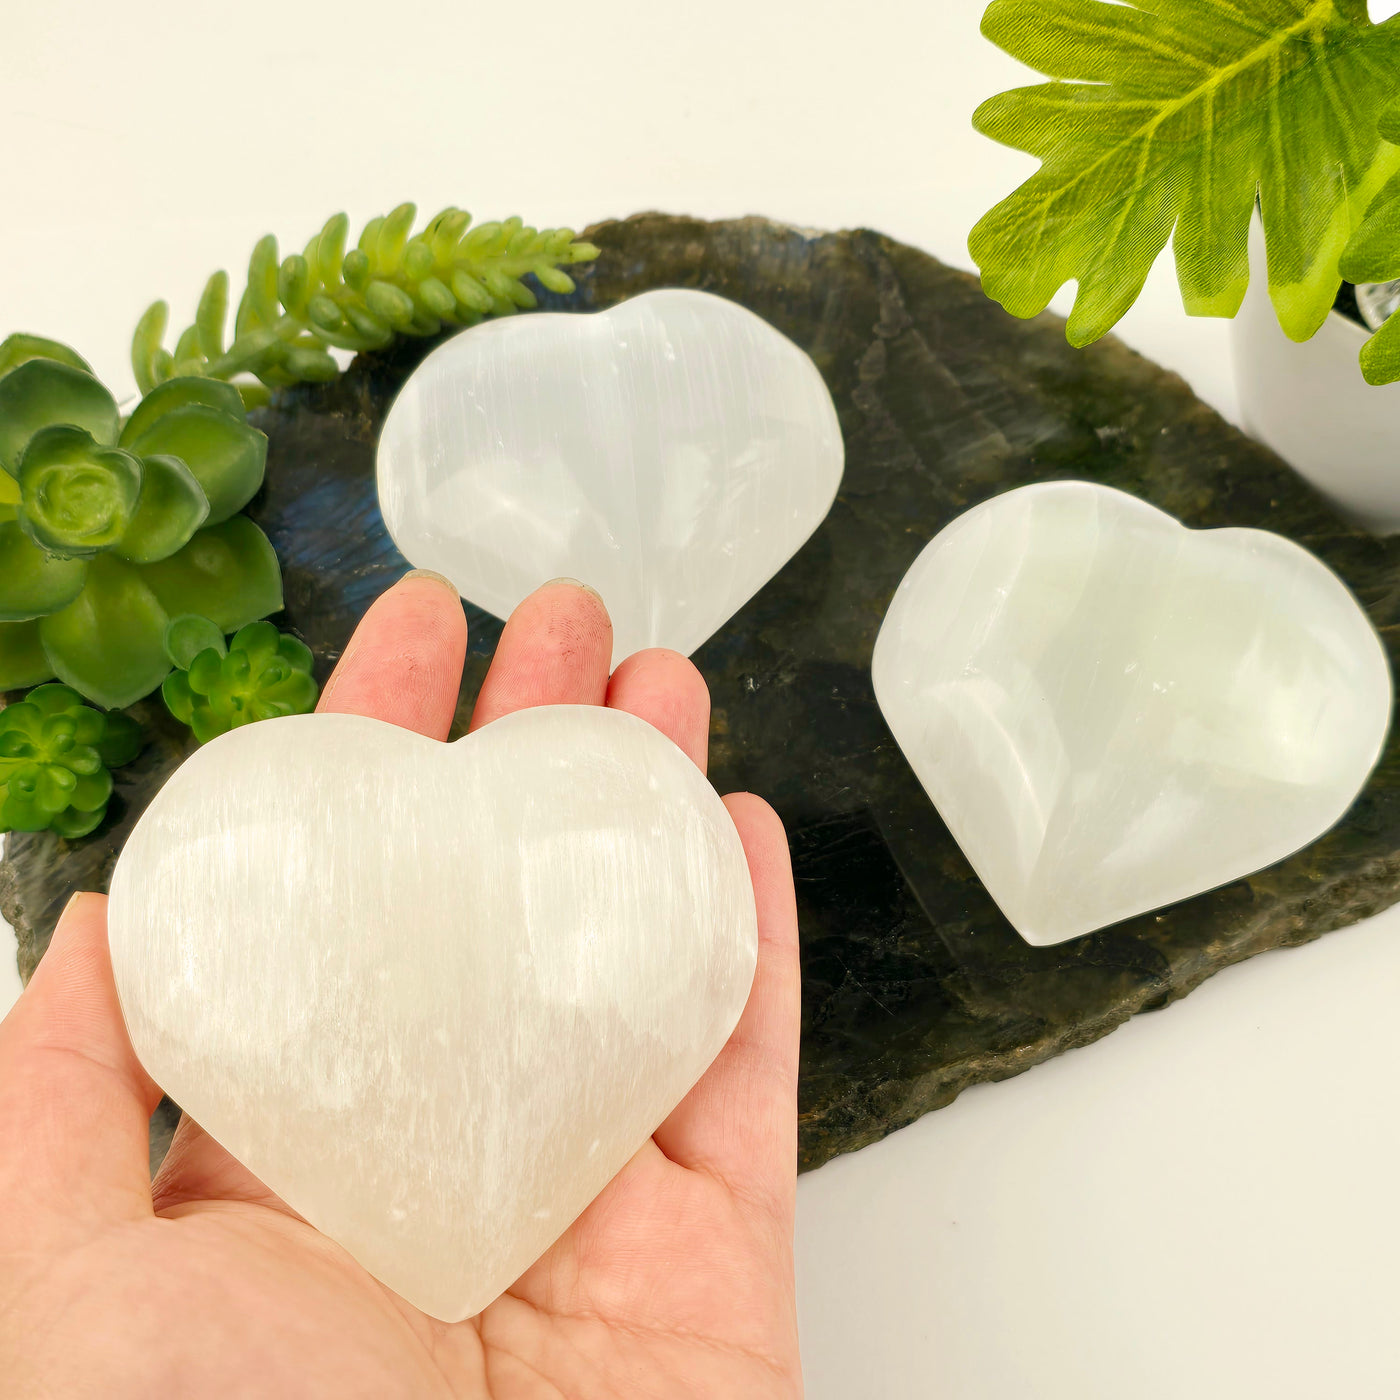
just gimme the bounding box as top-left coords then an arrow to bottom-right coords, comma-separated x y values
317,569 -> 468,739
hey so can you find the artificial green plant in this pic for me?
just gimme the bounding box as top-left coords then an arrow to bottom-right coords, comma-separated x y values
0,684 -> 141,838
1,201 -> 599,742
1342,96 -> 1400,385
161,617 -> 318,744
133,205 -> 600,406
970,0 -> 1400,383
0,341 -> 281,709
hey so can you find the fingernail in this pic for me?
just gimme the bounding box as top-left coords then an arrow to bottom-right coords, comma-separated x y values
56,890 -> 96,925
401,568 -> 459,596
543,576 -> 604,604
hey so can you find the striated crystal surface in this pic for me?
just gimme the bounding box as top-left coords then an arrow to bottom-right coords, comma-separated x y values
375,287 -> 844,668
872,481 -> 1393,947
106,703 -> 757,1321
17,214 -> 1400,1177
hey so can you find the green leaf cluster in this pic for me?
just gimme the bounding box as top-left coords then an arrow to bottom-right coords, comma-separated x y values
133,205 -> 600,407
3,200 -> 599,720
0,337 -> 281,709
162,617 -> 318,744
0,683 -> 141,838
970,0 -> 1400,373
1342,97 -> 1400,385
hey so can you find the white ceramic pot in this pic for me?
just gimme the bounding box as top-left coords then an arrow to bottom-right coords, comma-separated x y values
1232,222 -> 1400,534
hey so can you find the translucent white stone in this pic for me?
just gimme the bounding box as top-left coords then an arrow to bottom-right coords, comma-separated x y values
1357,279 -> 1400,333
871,481 -> 1392,946
376,288 -> 844,668
107,705 -> 757,1321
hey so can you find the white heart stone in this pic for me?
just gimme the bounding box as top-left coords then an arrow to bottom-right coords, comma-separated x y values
107,704 -> 757,1321
376,288 -> 844,668
871,481 -> 1392,947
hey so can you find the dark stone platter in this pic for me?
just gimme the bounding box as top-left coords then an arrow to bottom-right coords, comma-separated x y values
7,213 -> 1400,1175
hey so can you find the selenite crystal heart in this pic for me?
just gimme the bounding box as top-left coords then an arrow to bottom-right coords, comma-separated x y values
107,704 -> 758,1321
872,481 -> 1392,947
375,288 -> 844,667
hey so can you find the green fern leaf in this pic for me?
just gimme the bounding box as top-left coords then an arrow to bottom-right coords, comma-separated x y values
971,0 -> 1400,347
1342,96 -> 1400,286
1339,180 -> 1400,286
1359,305 -> 1400,384
1340,98 -> 1400,385
134,205 -> 600,397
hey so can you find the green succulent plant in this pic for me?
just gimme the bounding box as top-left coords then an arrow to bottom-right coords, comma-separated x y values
0,334 -> 91,378
0,683 -> 142,838
161,617 -> 318,744
970,0 -> 1400,383
0,338 -> 281,709
133,204 -> 601,407
3,199 -> 600,760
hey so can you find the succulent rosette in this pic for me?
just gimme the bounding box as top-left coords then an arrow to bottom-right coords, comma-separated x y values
162,617 -> 318,743
0,337 -> 282,708
0,683 -> 142,837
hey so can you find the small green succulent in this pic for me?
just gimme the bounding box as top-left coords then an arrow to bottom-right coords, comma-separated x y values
2,201 -> 599,718
134,204 -> 600,407
162,617 -> 318,743
0,683 -> 142,837
0,338 -> 281,709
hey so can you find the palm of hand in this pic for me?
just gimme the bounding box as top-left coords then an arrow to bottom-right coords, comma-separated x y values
0,576 -> 803,1399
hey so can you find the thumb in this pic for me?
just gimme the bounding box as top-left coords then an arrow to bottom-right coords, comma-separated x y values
0,893 -> 161,1231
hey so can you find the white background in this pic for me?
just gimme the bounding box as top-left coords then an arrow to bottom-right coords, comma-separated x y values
3,3 -> 1399,1394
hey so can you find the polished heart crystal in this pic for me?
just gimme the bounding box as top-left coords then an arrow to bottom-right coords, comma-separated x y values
375,288 -> 844,667
107,704 -> 757,1321
872,481 -> 1392,946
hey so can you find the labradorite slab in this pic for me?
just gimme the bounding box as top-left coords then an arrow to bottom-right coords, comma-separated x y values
6,213 -> 1400,1175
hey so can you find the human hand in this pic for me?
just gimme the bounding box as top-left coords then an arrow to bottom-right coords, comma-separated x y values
0,573 -> 803,1398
